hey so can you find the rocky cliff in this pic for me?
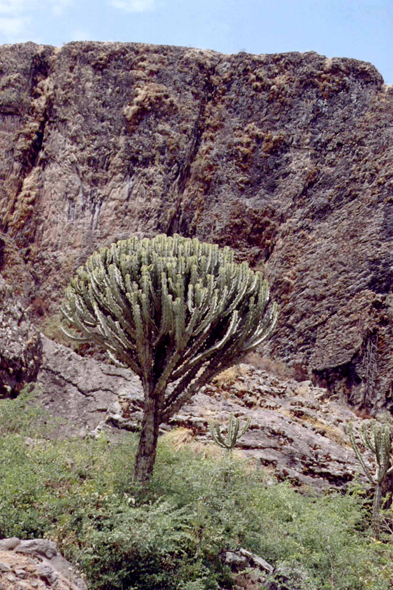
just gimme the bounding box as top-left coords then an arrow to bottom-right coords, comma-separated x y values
1,41 -> 393,409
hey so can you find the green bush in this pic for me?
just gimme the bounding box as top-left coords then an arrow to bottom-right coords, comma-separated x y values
0,385 -> 46,436
0,395 -> 393,589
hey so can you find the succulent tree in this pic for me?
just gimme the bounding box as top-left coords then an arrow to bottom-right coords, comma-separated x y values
347,420 -> 393,539
61,234 -> 278,483
210,414 -> 251,452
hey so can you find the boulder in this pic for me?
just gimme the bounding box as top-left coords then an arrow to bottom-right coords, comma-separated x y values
0,538 -> 87,590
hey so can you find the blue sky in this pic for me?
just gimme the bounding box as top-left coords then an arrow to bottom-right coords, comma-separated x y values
0,0 -> 392,83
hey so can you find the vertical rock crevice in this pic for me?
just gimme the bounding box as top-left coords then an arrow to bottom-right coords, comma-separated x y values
1,44 -> 56,244
163,58 -> 222,236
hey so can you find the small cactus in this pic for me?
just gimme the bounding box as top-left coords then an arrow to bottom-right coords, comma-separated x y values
347,420 -> 393,539
210,413 -> 251,452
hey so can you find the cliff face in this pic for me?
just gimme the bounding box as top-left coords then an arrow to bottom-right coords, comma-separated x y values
1,41 -> 393,409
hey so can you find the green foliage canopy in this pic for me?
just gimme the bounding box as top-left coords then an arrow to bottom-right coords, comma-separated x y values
61,234 -> 278,421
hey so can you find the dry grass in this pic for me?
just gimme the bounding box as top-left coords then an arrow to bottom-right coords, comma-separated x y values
245,353 -> 309,382
161,427 -> 255,465
212,365 -> 246,386
282,406 -> 349,447
162,428 -> 223,459
245,353 -> 294,379
303,416 -> 349,447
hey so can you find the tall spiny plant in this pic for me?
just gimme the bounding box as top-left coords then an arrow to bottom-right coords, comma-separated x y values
210,413 -> 251,452
61,234 -> 278,483
347,420 -> 393,539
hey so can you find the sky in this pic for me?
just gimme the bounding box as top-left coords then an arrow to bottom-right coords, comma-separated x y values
0,0 -> 392,84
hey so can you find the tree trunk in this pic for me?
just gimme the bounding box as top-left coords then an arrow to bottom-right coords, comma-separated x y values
134,395 -> 161,483
372,483 -> 382,540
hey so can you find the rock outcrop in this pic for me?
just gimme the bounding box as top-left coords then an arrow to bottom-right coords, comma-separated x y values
0,275 -> 41,397
1,41 -> 393,409
37,336 -> 372,489
0,537 -> 87,590
37,335 -> 140,435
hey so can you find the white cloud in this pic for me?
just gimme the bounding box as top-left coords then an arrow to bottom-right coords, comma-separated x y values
69,28 -> 93,41
108,0 -> 155,13
0,0 -> 73,42
0,16 -> 29,39
0,0 -> 32,42
0,0 -> 73,18
0,0 -> 31,16
49,0 -> 74,17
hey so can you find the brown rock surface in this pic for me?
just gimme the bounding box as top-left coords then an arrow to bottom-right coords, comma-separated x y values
1,41 -> 393,408
0,538 -> 87,590
37,336 -> 372,489
0,276 -> 41,397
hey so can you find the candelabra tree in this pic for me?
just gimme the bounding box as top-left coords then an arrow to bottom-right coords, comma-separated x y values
61,234 -> 278,483
347,420 -> 393,539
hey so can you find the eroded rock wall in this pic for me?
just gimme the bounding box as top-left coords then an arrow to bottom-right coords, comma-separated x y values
1,41 -> 393,409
